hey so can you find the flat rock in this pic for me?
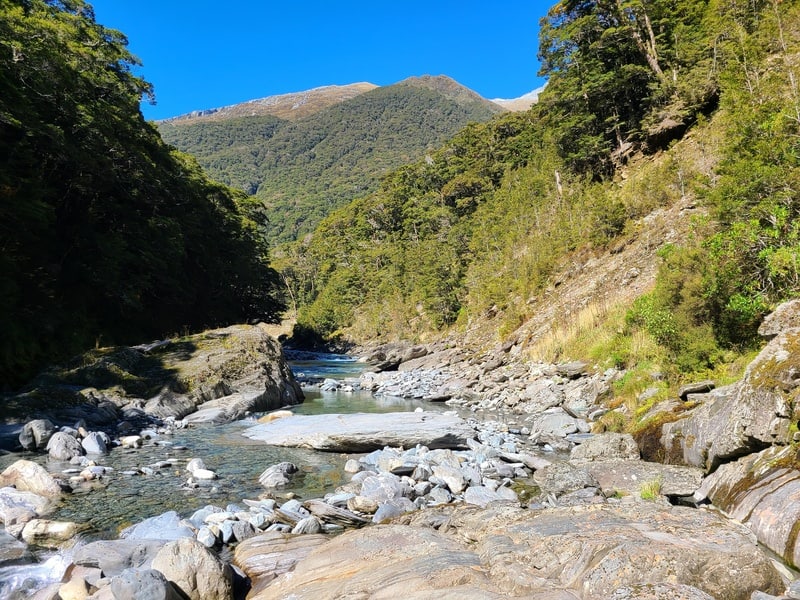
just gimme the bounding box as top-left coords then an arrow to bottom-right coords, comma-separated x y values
247,502 -> 780,599
243,412 -> 475,452
72,539 -> 167,577
582,460 -> 704,498
569,433 -> 640,463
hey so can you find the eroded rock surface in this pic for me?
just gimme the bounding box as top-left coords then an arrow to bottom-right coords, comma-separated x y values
249,503 -> 782,599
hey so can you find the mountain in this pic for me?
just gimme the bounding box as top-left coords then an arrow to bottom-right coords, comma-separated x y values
492,84 -> 546,111
158,75 -> 505,244
162,82 -> 378,123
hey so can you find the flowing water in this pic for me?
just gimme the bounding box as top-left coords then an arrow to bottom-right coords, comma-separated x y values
0,352 -> 437,595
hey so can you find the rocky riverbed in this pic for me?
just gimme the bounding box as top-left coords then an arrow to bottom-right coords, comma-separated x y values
4,305 -> 800,598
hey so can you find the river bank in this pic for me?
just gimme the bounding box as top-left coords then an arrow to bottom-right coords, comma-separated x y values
3,305 -> 800,598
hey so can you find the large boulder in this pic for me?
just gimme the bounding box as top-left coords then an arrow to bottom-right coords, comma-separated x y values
0,459 -> 63,497
694,445 -> 800,568
18,419 -> 56,451
46,431 -> 83,461
0,487 -> 53,525
110,568 -> 185,600
71,539 -> 167,577
21,518 -> 85,547
661,324 -> 800,471
243,411 -> 475,452
151,537 -> 233,600
233,531 -> 329,595
570,433 -> 640,462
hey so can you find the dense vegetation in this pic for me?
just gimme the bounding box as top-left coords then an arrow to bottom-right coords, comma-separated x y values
158,76 -> 504,244
0,0 -> 284,387
285,0 -> 800,386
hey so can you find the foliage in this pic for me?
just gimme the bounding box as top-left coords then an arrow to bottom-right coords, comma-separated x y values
159,77 -> 504,245
0,0 -> 283,386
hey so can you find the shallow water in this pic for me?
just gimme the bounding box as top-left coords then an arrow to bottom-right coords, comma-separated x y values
0,353 -> 447,597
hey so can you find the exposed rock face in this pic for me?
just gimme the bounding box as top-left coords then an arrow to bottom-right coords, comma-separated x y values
248,503 -> 781,599
695,445 -> 800,568
5,324 -> 303,426
243,411 -> 475,452
661,326 -> 800,471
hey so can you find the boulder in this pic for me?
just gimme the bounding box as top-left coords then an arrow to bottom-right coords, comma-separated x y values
71,539 -> 167,577
151,537 -> 233,600
0,459 -> 63,497
583,460 -> 704,499
81,431 -> 110,455
233,531 -> 329,594
0,486 -> 52,525
21,518 -> 85,547
758,298 -> 800,339
661,328 -> 800,471
243,411 -> 475,452
533,462 -> 599,496
529,408 -> 579,439
0,528 -> 29,564
46,431 -> 83,461
110,568 -> 185,600
258,462 -> 298,488
19,419 -> 57,451
694,445 -> 800,568
569,433 -> 640,463
119,511 -> 194,541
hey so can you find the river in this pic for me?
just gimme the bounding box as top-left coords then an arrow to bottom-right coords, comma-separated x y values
0,352 -> 437,597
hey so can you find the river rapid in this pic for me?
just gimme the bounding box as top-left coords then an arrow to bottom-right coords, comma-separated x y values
0,352 -> 441,597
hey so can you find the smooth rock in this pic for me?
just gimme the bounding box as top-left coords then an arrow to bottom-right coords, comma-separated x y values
72,539 -> 167,577
46,432 -> 84,461
0,459 -> 63,498
585,460 -> 704,498
19,419 -> 56,451
119,511 -> 194,541
0,486 -> 52,525
109,568 -> 184,600
533,462 -> 598,496
243,411 -> 474,452
151,537 -> 233,600
258,462 -> 298,488
569,433 -> 640,462
21,518 -> 84,547
81,432 -> 110,455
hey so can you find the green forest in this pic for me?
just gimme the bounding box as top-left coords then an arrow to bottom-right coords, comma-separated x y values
284,0 -> 800,384
0,0 -> 284,386
159,77 -> 503,245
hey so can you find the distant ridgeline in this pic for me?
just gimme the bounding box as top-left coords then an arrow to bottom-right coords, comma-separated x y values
0,0 -> 285,386
158,76 -> 506,245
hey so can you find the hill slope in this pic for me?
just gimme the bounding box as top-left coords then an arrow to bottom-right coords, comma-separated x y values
158,76 -> 505,244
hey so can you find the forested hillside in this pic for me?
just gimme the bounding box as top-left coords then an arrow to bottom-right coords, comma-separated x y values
0,0 -> 284,386
158,76 -> 505,244
285,0 -> 800,384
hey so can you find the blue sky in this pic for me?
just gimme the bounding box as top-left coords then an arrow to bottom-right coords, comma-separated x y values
88,1 -> 551,121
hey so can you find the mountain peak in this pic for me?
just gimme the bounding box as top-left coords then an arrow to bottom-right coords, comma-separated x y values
163,82 -> 378,123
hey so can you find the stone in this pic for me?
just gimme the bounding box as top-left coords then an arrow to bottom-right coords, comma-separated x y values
432,464 -> 466,494
758,299 -> 800,339
46,431 -> 84,461
661,329 -> 798,471
291,516 -> 322,534
21,518 -> 84,547
110,568 -> 184,600
463,485 -> 506,508
72,539 -> 167,577
0,459 -> 63,497
608,583 -> 716,599
695,446 -> 800,568
677,380 -> 715,400
258,462 -> 298,488
569,433 -> 640,462
529,408 -> 579,439
185,458 -> 206,473
19,419 -> 57,451
359,472 -> 411,502
373,498 -> 415,523
81,431 -> 110,455
0,486 -> 52,525
119,511 -> 194,541
233,531 -> 329,592
58,577 -> 89,600
0,528 -> 29,564
585,460 -> 704,499
347,495 -> 379,514
151,538 -> 233,600
533,462 -> 598,496
243,411 -> 475,452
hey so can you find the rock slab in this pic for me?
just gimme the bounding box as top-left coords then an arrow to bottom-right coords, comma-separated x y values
243,412 -> 475,452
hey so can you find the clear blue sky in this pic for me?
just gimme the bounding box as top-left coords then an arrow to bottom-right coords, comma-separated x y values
88,1 -> 551,121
